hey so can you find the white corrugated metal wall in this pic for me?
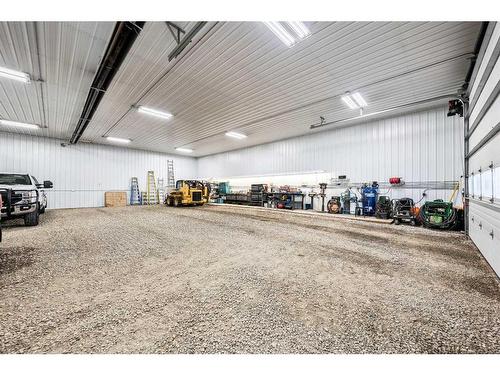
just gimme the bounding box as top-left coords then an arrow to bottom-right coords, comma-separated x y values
198,105 -> 464,204
466,22 -> 500,277
0,132 -> 197,209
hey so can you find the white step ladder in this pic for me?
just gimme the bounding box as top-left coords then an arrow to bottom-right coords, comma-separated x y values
167,160 -> 175,189
157,177 -> 165,204
144,171 -> 158,205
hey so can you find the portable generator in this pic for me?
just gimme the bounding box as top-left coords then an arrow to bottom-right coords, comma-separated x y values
391,198 -> 416,225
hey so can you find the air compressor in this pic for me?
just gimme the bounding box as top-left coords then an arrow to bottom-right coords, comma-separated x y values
360,182 -> 379,216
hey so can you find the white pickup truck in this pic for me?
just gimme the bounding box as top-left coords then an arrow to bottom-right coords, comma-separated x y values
0,173 -> 53,226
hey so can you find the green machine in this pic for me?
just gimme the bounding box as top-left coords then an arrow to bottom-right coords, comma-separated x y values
418,199 -> 457,229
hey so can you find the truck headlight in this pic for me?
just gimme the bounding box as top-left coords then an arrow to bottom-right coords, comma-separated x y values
20,190 -> 37,203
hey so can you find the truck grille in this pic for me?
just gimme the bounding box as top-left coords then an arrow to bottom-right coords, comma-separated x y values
192,191 -> 202,202
11,192 -> 23,204
0,190 -> 26,206
0,190 -> 7,204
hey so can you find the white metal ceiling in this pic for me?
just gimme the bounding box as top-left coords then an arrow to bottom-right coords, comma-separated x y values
0,22 -> 114,139
0,21 -> 481,157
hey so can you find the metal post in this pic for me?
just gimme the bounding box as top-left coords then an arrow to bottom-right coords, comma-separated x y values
463,100 -> 470,235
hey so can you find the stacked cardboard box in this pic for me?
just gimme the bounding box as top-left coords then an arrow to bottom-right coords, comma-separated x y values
105,191 -> 127,207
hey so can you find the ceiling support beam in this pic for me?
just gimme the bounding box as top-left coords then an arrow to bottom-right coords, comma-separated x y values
69,21 -> 145,144
168,22 -> 207,61
165,21 -> 186,44
309,94 -> 459,130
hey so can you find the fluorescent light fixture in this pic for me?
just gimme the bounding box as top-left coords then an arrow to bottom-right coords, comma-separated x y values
0,66 -> 31,83
286,22 -> 311,39
263,21 -> 296,47
106,136 -> 131,144
225,131 -> 247,140
341,92 -> 368,109
341,94 -> 358,110
351,92 -> 367,107
0,119 -> 39,130
137,106 -> 173,120
175,147 -> 193,153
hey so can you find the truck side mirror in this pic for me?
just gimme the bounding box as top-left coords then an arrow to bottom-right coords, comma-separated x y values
43,180 -> 53,189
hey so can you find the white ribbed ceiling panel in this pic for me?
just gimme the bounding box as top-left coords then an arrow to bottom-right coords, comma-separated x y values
81,21 -> 481,156
1,22 -> 481,157
0,22 -> 114,139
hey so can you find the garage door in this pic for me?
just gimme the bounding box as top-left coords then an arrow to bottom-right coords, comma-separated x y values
466,22 -> 500,277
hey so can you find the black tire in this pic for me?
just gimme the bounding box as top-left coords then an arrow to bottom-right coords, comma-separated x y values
173,198 -> 179,207
166,197 -> 172,206
394,218 -> 401,225
39,205 -> 46,214
24,205 -> 40,226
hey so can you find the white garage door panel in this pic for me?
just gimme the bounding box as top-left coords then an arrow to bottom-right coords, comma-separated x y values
467,21 -> 500,278
469,59 -> 500,125
469,94 -> 500,149
469,201 -> 500,277
470,23 -> 500,101
469,131 -> 500,171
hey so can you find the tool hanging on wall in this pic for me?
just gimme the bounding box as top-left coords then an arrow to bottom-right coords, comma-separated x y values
130,177 -> 141,205
389,177 -> 404,186
144,171 -> 158,205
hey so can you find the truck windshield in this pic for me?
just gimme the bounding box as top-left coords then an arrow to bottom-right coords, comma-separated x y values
0,174 -> 31,185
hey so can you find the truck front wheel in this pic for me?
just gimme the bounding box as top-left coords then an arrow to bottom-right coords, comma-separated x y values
24,205 -> 40,226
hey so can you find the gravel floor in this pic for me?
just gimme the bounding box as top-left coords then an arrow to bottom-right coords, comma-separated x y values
1,204 -> 499,353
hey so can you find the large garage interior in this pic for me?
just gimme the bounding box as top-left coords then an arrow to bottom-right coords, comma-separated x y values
1,14 -> 500,358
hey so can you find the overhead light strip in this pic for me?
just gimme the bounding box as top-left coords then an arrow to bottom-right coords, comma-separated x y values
0,66 -> 31,83
137,106 -> 173,120
341,92 -> 368,109
106,136 -> 131,144
225,131 -> 247,140
0,119 -> 40,129
286,22 -> 311,39
263,21 -> 296,47
351,92 -> 367,107
176,147 -> 193,153
341,95 -> 359,110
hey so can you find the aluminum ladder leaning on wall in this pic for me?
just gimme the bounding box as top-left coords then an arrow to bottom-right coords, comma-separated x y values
157,177 -> 165,204
130,177 -> 141,205
167,160 -> 175,189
